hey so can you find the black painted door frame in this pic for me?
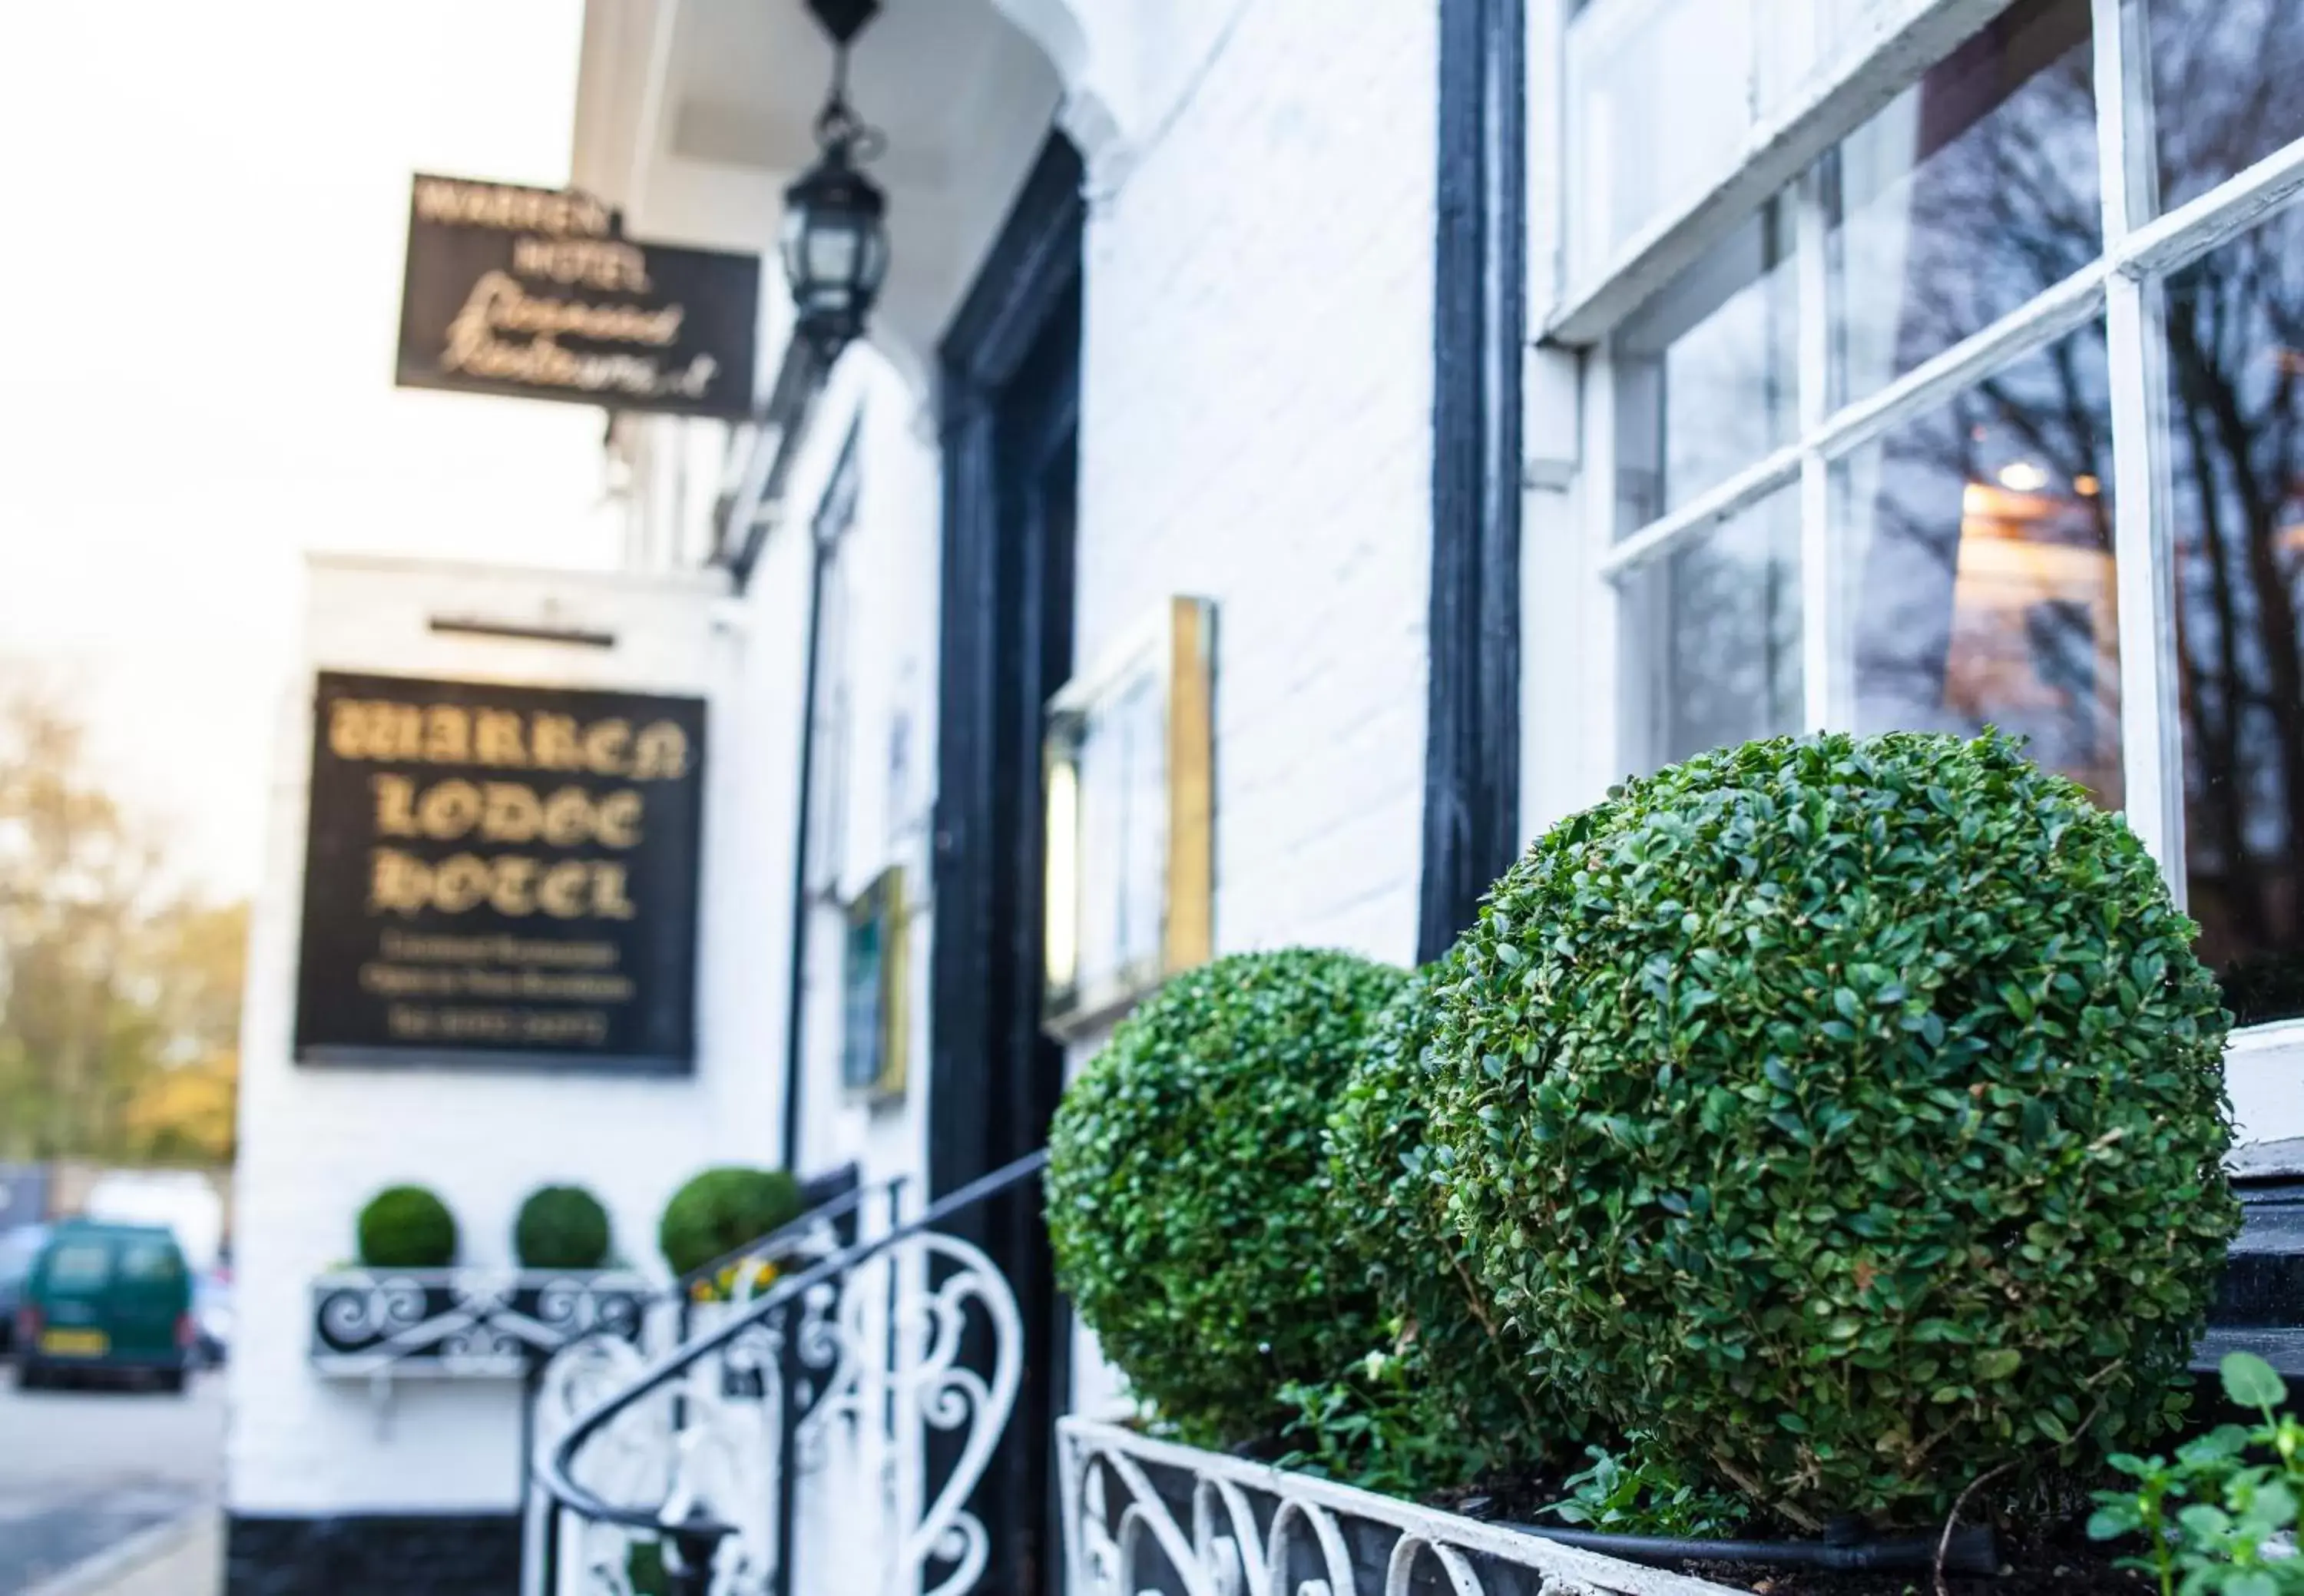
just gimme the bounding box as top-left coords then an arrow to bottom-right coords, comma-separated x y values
928,132 -> 1084,1596
1422,0 -> 1529,960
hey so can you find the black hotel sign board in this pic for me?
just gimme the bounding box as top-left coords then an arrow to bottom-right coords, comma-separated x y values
294,672 -> 706,1074
396,173 -> 759,419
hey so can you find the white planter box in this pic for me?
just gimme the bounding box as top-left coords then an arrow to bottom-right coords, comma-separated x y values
1058,1417 -> 1750,1596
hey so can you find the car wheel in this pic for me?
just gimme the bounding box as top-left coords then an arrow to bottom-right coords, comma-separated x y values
14,1359 -> 46,1392
155,1367 -> 187,1396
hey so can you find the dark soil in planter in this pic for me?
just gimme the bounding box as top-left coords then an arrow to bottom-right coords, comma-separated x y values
1438,1472 -> 2153,1594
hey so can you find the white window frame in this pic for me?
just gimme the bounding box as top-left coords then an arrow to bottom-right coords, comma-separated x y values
1524,0 -> 2304,1144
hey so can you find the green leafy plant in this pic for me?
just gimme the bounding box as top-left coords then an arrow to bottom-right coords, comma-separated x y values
1542,1439 -> 1752,1539
624,1538 -> 669,1596
2090,1352 -> 2304,1595
1324,962 -> 1571,1489
1045,949 -> 1405,1446
1276,1347 -> 1495,1499
1429,730 -> 2239,1524
657,1167 -> 803,1280
356,1185 -> 457,1269
514,1184 -> 612,1271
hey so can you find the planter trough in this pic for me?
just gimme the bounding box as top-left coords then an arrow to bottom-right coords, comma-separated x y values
1058,1416 -> 1752,1596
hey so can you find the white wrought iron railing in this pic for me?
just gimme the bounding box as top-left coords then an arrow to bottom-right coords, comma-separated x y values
1059,1418 -> 1753,1596
531,1152 -> 1044,1596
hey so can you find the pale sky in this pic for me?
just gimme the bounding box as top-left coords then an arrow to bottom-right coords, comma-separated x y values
0,3 -> 624,899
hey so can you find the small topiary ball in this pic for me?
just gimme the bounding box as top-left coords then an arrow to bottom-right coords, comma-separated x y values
1430,730 -> 2238,1524
1326,960 -> 1571,1487
657,1167 -> 803,1278
1046,949 -> 1407,1445
515,1184 -> 612,1271
357,1185 -> 458,1269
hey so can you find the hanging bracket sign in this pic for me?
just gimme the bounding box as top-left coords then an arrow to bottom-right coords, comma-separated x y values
395,174 -> 760,418
293,671 -> 707,1074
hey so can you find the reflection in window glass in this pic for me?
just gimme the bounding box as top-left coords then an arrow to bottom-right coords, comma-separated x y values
1567,0 -> 1755,285
1834,326 -> 2120,806
2149,0 -> 2304,217
2167,207 -> 2304,1023
1826,0 -> 2097,406
1075,677 -> 1166,989
1625,490 -> 1802,770
1614,201 -> 1799,535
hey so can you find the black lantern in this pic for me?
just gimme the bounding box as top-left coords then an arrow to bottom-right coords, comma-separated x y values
782,2 -> 889,360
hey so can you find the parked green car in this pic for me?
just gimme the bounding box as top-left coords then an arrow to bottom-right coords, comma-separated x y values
13,1220 -> 195,1392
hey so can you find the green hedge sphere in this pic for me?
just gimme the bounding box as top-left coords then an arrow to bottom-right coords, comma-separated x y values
356,1185 -> 458,1269
1047,949 -> 1407,1445
1326,961 -> 1571,1486
514,1184 -> 613,1271
1429,731 -> 2237,1522
657,1167 -> 803,1278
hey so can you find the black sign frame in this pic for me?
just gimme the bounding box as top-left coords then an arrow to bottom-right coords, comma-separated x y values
293,671 -> 707,1076
396,173 -> 760,419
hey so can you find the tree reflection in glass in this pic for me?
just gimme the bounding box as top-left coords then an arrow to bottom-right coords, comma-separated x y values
1834,327 -> 2120,806
2168,205 -> 2304,1022
2147,0 -> 2304,217
1626,488 -> 1802,770
1826,0 -> 2096,406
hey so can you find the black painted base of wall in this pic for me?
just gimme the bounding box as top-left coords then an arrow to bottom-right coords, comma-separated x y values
224,1512 -> 521,1596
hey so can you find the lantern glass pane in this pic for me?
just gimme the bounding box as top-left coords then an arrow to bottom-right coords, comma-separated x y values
808,223 -> 861,285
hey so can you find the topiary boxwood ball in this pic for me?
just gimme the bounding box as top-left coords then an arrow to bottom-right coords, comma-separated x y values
657,1167 -> 803,1278
357,1185 -> 458,1269
1047,949 -> 1407,1445
1326,960 -> 1571,1486
1429,730 -> 2238,1523
515,1184 -> 613,1271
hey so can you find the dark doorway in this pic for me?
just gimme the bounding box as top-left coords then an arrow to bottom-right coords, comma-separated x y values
928,132 -> 1082,1596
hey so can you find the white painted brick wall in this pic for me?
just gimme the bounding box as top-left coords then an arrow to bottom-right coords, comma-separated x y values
1064,0 -> 1441,1420
1075,0 -> 1438,972
229,555 -> 796,1515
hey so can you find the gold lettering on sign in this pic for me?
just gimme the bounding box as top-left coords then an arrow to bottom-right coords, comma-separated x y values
367,776 -> 647,849
592,863 -> 637,920
490,856 -> 539,916
539,861 -> 589,919
594,791 -> 643,849
582,719 -> 631,776
425,707 -> 471,763
437,273 -> 719,403
631,721 -> 690,780
413,177 -> 612,239
481,783 -> 544,843
432,855 -> 493,913
417,780 -> 484,839
367,847 -> 641,921
541,787 -> 592,847
511,235 -> 651,293
449,271 -> 684,346
327,701 -> 692,779
332,700 -> 422,760
372,774 -> 419,837
532,714 -> 583,770
474,711 -> 527,767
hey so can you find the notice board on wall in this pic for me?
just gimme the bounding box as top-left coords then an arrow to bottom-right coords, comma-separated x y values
293,671 -> 706,1074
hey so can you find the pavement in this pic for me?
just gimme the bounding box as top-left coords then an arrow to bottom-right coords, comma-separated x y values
0,1367 -> 223,1596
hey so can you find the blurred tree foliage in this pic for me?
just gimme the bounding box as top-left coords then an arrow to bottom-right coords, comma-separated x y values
0,684 -> 245,1166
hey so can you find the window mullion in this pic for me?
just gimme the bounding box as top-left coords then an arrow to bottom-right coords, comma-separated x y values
1794,170 -> 1836,733
2094,0 -> 2186,896
1587,346 -> 1627,787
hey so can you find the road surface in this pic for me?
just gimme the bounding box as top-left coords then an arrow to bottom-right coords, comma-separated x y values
0,1368 -> 222,1594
